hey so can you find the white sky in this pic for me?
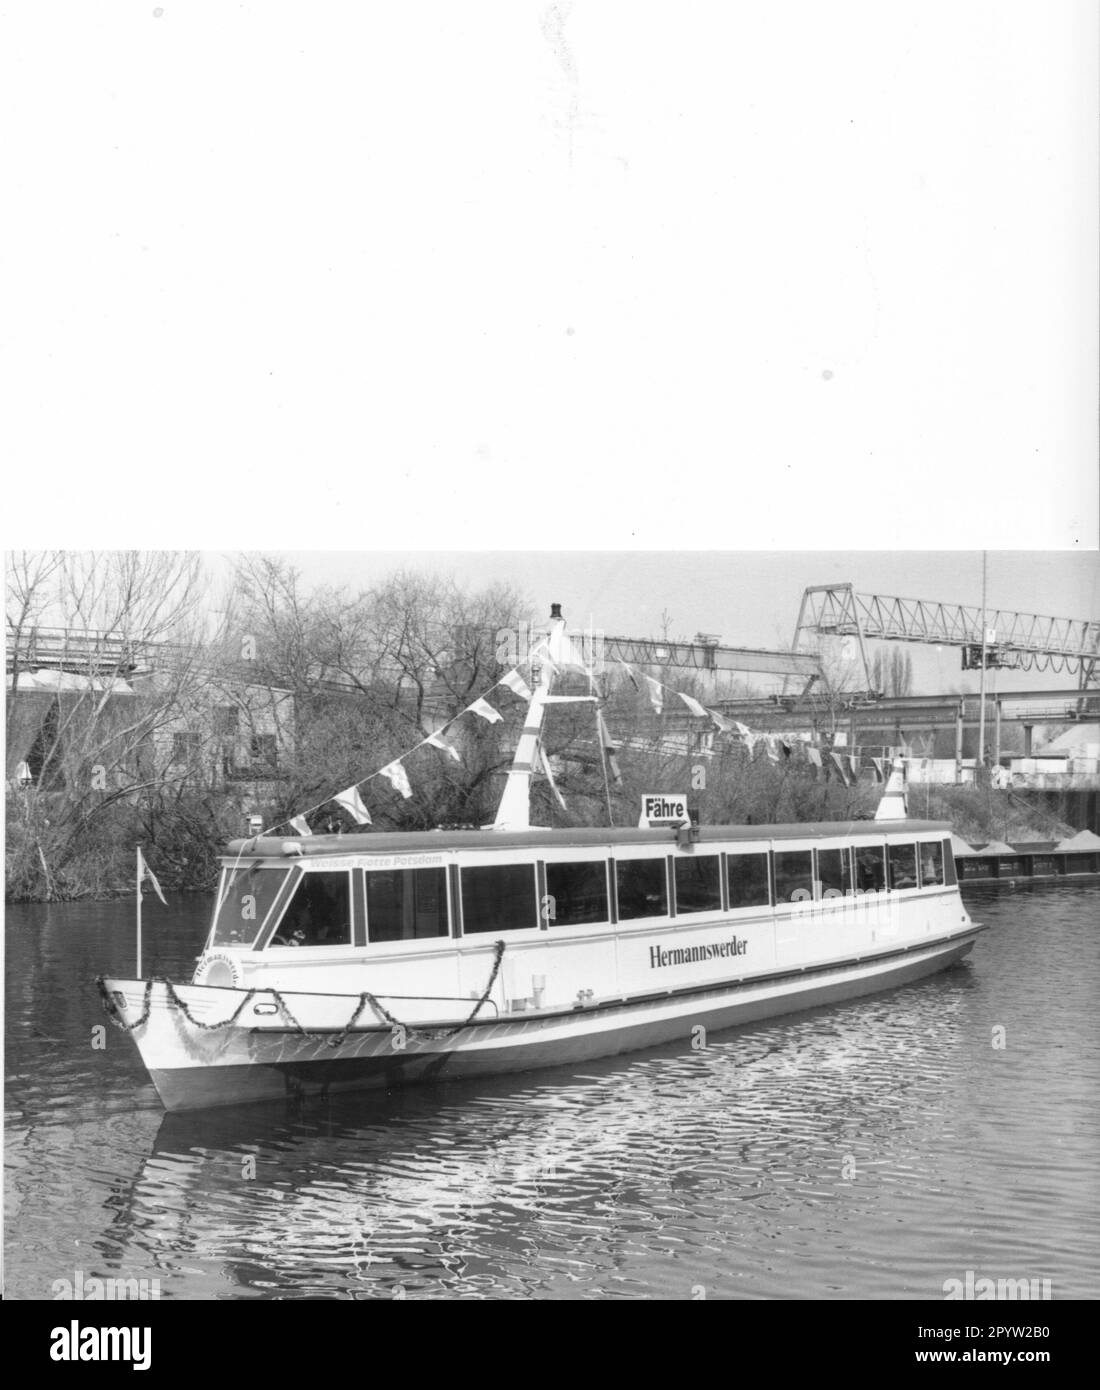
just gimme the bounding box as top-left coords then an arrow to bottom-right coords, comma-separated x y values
3,2 -> 1097,551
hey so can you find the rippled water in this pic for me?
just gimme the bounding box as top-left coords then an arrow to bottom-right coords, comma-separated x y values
5,884 -> 1099,1300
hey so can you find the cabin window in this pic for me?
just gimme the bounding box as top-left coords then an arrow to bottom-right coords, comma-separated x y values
616,858 -> 669,920
918,842 -> 945,888
269,871 -> 351,947
854,846 -> 887,892
461,863 -> 538,933
544,861 -> 609,927
887,843 -> 919,890
674,855 -> 722,914
815,846 -> 851,898
211,865 -> 290,946
942,839 -> 958,886
727,852 -> 770,908
774,850 -> 813,904
366,867 -> 449,942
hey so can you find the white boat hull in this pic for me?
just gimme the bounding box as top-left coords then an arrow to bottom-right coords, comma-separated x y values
102,927 -> 980,1112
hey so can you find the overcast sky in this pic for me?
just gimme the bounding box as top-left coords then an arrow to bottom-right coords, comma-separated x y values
4,2 -> 1097,551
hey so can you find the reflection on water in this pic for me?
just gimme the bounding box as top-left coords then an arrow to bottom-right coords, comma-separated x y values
6,885 -> 1100,1299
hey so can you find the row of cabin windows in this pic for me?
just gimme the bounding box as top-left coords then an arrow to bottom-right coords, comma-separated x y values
215,839 -> 956,949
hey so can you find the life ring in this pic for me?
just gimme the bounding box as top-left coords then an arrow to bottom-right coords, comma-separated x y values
193,950 -> 243,988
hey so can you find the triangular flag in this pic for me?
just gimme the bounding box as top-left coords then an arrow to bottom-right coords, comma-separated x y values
619,661 -> 640,690
679,692 -> 709,718
137,848 -> 167,905
872,757 -> 886,782
379,760 -> 413,800
427,731 -> 461,763
537,745 -> 568,811
849,754 -> 862,778
829,752 -> 852,787
707,707 -> 733,733
469,697 -> 502,724
780,740 -> 792,759
597,711 -> 623,787
766,737 -> 780,763
807,746 -> 823,769
289,815 -> 312,836
644,676 -> 663,715
500,669 -> 533,701
333,785 -> 372,825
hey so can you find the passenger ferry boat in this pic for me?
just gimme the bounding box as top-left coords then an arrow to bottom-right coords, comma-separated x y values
100,609 -> 982,1112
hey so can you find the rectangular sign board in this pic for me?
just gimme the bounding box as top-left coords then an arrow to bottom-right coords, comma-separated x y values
640,793 -> 690,826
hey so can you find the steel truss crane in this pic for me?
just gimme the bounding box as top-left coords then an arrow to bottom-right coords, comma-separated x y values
791,583 -> 1100,690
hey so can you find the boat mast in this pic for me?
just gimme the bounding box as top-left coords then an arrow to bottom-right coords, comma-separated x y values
492,605 -> 563,830
493,604 -> 597,830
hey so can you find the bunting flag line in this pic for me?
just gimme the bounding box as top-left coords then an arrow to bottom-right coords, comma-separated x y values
679,692 -> 709,719
500,669 -> 533,701
849,754 -> 862,778
469,697 -> 503,724
137,847 -> 167,905
644,676 -> 664,715
333,786 -> 372,825
733,721 -> 756,752
871,757 -> 886,782
619,660 -> 640,690
426,731 -> 461,763
807,746 -> 823,769
289,815 -> 312,837
706,707 -> 733,733
379,760 -> 413,800
766,737 -> 780,764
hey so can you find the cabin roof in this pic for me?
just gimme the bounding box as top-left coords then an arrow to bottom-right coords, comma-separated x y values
225,819 -> 952,859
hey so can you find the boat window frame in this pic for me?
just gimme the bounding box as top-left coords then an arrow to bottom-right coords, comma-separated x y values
847,837 -> 889,895
361,862 -> 454,947
885,840 -> 920,892
457,856 -> 541,937
914,836 -> 947,890
214,862 -> 300,951
724,846 -> 773,911
771,839 -> 817,910
814,844 -> 852,901
258,866 -> 356,951
611,846 -> 673,925
671,851 -> 724,917
539,851 -> 612,931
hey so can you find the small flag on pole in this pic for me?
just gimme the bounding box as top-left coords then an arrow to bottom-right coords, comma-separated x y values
137,847 -> 167,905
289,815 -> 312,837
500,669 -> 533,701
469,697 -> 502,724
379,760 -> 413,800
333,785 -> 372,825
427,731 -> 461,762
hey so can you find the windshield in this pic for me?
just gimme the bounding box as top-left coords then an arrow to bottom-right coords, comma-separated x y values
209,865 -> 291,947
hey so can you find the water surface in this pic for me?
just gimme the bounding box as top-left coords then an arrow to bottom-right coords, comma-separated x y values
5,884 -> 1098,1299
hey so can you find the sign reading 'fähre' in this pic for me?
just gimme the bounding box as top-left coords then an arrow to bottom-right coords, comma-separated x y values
640,793 -> 689,825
